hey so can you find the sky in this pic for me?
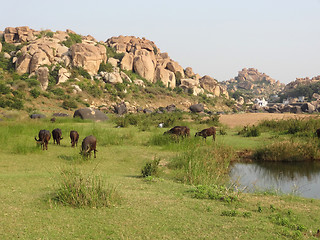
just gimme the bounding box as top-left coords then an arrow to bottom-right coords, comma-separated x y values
1,0 -> 319,84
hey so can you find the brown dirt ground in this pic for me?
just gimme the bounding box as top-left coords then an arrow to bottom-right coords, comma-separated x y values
219,113 -> 319,128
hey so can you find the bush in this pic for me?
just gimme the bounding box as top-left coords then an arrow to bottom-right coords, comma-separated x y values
168,144 -> 235,185
258,118 -> 320,136
0,53 -> 14,71
253,140 -> 320,161
61,33 -> 82,48
50,88 -> 65,97
141,158 -> 161,177
0,82 -> 11,94
98,62 -> 114,73
72,66 -> 91,79
25,77 -> 40,88
30,88 -> 41,98
62,99 -> 78,110
238,125 -> 260,137
52,169 -> 120,208
86,84 -> 102,98
0,95 -> 24,110
105,46 -> 125,61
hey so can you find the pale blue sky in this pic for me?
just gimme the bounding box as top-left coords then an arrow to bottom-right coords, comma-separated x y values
1,0 -> 319,84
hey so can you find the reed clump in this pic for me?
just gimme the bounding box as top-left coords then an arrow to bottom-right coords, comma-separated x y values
253,140 -> 320,162
168,144 -> 235,186
52,168 -> 120,208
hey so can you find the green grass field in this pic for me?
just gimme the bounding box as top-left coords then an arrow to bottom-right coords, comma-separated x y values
1,118 -> 320,239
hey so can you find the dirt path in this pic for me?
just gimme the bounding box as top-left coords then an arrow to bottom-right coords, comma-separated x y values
219,113 -> 318,128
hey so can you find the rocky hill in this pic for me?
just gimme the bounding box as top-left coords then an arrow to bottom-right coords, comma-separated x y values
221,68 -> 285,102
0,26 -> 230,115
284,75 -> 320,92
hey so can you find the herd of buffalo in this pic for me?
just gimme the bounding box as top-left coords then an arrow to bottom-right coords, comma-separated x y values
34,126 -> 216,158
34,129 -> 97,158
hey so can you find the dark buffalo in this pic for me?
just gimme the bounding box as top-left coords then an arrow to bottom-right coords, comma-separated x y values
195,127 -> 216,141
70,130 -> 79,147
164,126 -> 190,138
52,128 -> 63,145
50,117 -> 56,123
35,130 -> 51,150
80,135 -> 97,158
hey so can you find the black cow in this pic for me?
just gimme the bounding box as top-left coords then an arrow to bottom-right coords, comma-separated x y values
80,135 -> 97,158
52,128 -> 63,145
164,126 -> 190,138
35,130 -> 51,150
70,130 -> 79,147
195,127 -> 216,141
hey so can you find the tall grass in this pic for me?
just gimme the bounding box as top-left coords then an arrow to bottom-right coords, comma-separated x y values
52,168 -> 121,208
253,140 -> 320,161
258,118 -> 320,136
148,132 -> 207,152
168,144 -> 236,185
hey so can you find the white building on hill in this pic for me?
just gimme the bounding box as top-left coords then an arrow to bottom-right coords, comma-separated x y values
255,98 -> 268,107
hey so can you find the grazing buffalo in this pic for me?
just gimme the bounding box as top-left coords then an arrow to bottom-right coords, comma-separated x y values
50,117 -> 56,123
52,128 -> 63,145
164,126 -> 190,138
80,135 -> 97,158
316,128 -> 320,138
195,127 -> 216,141
35,130 -> 51,150
70,130 -> 79,147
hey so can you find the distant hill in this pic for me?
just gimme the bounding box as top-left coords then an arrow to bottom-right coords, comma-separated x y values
221,68 -> 285,102
280,75 -> 320,101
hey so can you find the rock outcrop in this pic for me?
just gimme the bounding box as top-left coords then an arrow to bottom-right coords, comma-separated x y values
1,26 -> 229,102
284,76 -> 320,92
70,43 -> 107,75
222,68 -> 284,100
106,35 -> 227,97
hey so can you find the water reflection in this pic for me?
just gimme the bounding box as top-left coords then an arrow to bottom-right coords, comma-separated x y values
229,161 -> 320,199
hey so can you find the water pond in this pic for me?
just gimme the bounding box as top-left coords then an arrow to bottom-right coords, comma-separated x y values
229,161 -> 320,199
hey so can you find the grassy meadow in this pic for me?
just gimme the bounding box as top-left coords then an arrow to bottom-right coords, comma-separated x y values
1,114 -> 320,239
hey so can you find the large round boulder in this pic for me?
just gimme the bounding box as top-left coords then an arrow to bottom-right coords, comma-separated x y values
189,103 -> 204,113
114,102 -> 127,115
30,113 -> 46,119
73,108 -> 108,121
301,103 -> 315,113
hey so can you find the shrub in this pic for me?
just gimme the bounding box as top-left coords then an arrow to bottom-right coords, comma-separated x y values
0,82 -> 11,94
52,169 -> 120,208
105,46 -> 125,60
62,99 -> 78,110
253,140 -> 320,161
50,88 -> 65,97
0,53 -> 14,71
25,77 -> 40,87
72,66 -> 91,79
61,33 -> 82,48
86,84 -> 102,98
238,125 -> 260,137
30,88 -> 41,98
141,158 -> 161,177
0,95 -> 24,110
98,62 -> 114,73
168,144 -> 235,185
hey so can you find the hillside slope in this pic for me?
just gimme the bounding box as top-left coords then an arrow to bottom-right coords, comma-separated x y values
0,26 -> 231,116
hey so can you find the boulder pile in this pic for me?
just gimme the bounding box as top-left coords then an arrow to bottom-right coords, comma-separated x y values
1,26 -> 229,99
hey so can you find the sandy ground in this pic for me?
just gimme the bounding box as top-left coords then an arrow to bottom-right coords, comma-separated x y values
219,113 -> 319,128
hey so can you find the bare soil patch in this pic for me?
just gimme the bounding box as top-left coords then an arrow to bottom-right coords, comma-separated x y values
220,113 -> 318,128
